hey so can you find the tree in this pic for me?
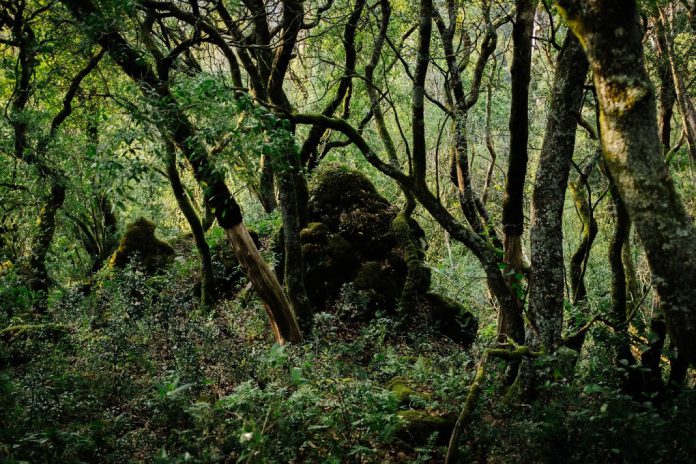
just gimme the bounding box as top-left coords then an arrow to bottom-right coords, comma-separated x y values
558,0 -> 696,366
60,0 -> 302,344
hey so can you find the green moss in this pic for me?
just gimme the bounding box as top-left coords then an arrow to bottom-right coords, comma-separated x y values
300,222 -> 330,243
387,377 -> 415,404
392,213 -> 431,307
0,323 -> 69,342
110,218 -> 175,272
352,261 -> 382,290
326,234 -> 354,263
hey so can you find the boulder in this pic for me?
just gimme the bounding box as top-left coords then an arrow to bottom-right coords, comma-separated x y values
299,164 -> 478,346
109,218 -> 174,272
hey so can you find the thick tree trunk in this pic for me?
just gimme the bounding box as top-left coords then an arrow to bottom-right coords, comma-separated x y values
558,0 -> 696,366
165,142 -> 216,308
272,147 -> 312,331
528,32 -> 588,352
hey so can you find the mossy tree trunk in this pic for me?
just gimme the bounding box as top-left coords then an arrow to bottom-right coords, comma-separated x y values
164,141 -> 216,308
265,0 -> 313,330
604,167 -> 638,369
528,32 -> 588,352
559,0 -> 696,366
62,0 -> 302,344
270,145 -> 313,331
28,183 -> 66,297
567,150 -> 601,309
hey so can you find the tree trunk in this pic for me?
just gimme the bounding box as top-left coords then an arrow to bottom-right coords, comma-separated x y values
605,165 -> 642,394
659,5 -> 696,161
528,32 -> 588,352
501,0 -> 536,340
258,155 -> 277,213
272,147 -> 313,331
29,182 -> 66,302
225,224 -> 302,343
558,0 -> 696,367
165,141 -> 216,308
654,18 -> 676,153
567,153 -> 599,306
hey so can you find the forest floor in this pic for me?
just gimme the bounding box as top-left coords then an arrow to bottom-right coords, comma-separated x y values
2,236 -> 696,463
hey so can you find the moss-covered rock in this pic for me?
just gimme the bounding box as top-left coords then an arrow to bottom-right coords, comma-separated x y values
300,222 -> 330,243
295,164 -> 478,343
396,410 -> 456,445
0,323 -> 69,343
309,164 -> 398,259
110,218 -> 175,272
387,377 -> 416,405
425,293 -> 478,348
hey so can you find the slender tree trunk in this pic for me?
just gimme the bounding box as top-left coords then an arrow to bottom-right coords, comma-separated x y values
258,156 -> 277,213
604,165 -> 643,393
654,18 -> 677,153
501,0 -> 537,341
528,32 -> 588,352
659,6 -> 696,161
164,141 -> 216,308
29,183 -> 66,300
559,0 -> 696,367
272,146 -> 313,331
482,82 -> 497,205
567,156 -> 599,306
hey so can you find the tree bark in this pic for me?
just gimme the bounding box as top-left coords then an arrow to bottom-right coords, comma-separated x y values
567,154 -> 600,306
528,32 -> 588,352
558,0 -> 696,366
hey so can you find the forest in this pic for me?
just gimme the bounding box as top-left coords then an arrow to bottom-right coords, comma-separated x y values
1,0 -> 695,462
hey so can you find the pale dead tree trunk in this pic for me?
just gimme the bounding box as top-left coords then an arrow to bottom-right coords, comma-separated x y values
62,0 -> 302,344
528,32 -> 588,352
558,0 -> 696,366
659,5 -> 696,161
